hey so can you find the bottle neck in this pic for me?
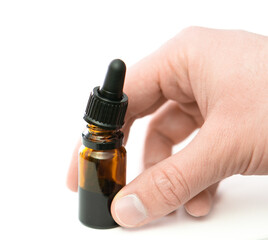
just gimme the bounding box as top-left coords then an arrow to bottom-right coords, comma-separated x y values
87,124 -> 117,136
82,124 -> 124,150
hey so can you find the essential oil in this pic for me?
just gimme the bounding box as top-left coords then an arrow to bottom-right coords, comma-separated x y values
78,59 -> 128,229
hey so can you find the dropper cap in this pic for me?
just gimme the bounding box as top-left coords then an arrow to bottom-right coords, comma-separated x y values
83,59 -> 128,130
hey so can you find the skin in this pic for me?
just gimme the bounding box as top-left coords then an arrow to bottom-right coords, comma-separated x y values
67,27 -> 268,227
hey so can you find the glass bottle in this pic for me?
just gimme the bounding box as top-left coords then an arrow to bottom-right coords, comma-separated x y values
78,59 -> 128,229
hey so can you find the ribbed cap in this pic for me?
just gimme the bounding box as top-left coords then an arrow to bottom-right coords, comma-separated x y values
83,59 -> 128,130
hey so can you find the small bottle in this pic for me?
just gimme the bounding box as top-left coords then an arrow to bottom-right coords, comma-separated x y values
78,59 -> 128,229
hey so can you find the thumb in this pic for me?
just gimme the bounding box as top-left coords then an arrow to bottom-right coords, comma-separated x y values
111,119 -> 241,228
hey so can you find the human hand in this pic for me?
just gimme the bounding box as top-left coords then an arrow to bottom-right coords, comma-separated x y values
67,27 -> 268,228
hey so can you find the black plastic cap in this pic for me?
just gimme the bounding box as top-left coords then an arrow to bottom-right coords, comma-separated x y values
83,59 -> 128,130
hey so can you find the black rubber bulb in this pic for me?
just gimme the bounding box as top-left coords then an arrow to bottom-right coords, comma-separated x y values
99,59 -> 126,101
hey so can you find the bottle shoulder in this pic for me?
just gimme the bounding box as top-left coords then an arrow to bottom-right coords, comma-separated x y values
79,145 -> 126,161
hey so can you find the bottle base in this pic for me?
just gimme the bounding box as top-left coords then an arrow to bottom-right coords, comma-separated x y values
78,186 -> 121,229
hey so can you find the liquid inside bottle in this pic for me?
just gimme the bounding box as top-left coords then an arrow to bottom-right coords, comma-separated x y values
78,124 -> 126,229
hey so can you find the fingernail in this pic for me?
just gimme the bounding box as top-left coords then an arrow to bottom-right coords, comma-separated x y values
114,194 -> 147,227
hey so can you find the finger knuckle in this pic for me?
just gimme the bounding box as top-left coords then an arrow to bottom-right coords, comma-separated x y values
178,26 -> 207,45
180,26 -> 204,37
176,26 -> 207,73
147,117 -> 159,132
151,164 -> 190,208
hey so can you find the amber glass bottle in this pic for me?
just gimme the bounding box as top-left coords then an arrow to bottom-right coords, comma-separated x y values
78,59 -> 128,229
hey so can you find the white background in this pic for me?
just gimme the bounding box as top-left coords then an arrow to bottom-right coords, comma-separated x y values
0,0 -> 268,239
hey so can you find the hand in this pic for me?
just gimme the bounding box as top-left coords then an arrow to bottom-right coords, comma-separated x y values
67,27 -> 268,228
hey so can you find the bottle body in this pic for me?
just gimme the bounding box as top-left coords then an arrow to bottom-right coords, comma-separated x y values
78,125 -> 126,229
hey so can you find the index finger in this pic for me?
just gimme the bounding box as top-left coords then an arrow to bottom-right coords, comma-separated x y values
123,34 -> 190,124
123,46 -> 171,122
